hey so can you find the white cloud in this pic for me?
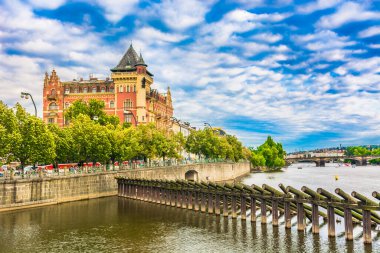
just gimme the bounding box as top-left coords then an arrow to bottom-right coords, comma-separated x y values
358,26 -> 380,38
369,44 -> 380,49
135,27 -> 187,43
27,0 -> 66,9
155,0 -> 216,30
94,0 -> 139,23
251,32 -> 282,43
298,0 -> 342,14
317,2 -> 380,29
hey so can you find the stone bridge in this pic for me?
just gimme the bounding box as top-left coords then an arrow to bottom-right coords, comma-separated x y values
286,155 -> 380,167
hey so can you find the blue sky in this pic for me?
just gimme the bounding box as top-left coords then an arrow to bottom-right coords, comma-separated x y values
0,0 -> 379,151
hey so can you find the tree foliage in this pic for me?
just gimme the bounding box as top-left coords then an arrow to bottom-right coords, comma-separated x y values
65,99 -> 119,126
0,101 -> 248,169
249,136 -> 286,170
185,128 -> 243,162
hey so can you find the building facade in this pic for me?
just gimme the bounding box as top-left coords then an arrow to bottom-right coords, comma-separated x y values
43,44 -> 173,128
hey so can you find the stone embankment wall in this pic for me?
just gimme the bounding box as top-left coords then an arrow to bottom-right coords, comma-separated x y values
0,162 -> 250,212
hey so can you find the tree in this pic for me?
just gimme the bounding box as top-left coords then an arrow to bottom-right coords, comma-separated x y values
48,124 -> 76,164
65,99 -> 119,126
10,104 -> 56,169
250,136 -> 286,170
70,114 -> 111,165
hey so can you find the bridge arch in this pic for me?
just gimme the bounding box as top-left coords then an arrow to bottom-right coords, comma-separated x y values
185,170 -> 198,182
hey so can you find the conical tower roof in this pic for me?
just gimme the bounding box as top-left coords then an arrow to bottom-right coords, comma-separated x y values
136,52 -> 147,66
111,44 -> 140,71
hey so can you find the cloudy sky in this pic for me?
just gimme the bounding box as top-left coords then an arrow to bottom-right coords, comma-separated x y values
0,0 -> 379,151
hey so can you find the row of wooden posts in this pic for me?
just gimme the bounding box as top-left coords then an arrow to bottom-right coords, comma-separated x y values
116,178 -> 380,244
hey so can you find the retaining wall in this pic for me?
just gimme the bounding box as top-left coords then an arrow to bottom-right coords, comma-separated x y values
0,162 -> 250,212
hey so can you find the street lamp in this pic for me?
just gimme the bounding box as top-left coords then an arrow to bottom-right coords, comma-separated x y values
204,122 -> 212,129
124,109 -> 138,126
20,92 -> 37,117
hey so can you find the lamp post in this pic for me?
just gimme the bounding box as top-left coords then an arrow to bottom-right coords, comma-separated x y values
20,92 -> 37,117
204,122 -> 212,129
124,110 -> 138,126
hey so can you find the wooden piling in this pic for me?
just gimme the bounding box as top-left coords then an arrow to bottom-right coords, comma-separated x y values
201,192 -> 206,212
311,204 -> 319,234
241,195 -> 247,220
232,195 -> 237,219
194,191 -> 200,211
215,194 -> 221,215
261,199 -> 267,224
327,205 -> 335,237
344,207 -> 353,241
208,193 -> 214,214
272,200 -> 279,226
363,210 -> 372,244
297,202 -> 305,231
250,197 -> 256,222
223,194 -> 229,217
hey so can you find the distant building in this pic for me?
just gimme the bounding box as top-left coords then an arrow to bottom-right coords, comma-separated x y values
42,44 -> 173,129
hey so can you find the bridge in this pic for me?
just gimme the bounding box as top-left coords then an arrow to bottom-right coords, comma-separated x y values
286,154 -> 380,167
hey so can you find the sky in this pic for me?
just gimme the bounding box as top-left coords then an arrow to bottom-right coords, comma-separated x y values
0,0 -> 379,152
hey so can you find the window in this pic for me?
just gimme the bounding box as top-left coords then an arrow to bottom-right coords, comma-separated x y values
127,85 -> 130,92
65,88 -> 70,94
49,102 -> 58,110
74,88 -> 78,93
110,87 -> 114,93
119,86 -> 123,92
142,116 -> 145,122
101,87 -> 105,93
50,89 -> 56,96
48,118 -> 55,124
124,114 -> 132,123
110,101 -> 115,108
123,99 -> 133,110
133,85 -> 136,92
92,87 -> 97,93
65,102 -> 70,109
83,87 -> 88,93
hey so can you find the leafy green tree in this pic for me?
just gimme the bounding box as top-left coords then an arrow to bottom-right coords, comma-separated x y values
250,136 -> 285,170
70,114 -> 111,165
10,104 -> 56,169
345,146 -> 371,156
65,99 -> 119,126
48,124 -> 76,164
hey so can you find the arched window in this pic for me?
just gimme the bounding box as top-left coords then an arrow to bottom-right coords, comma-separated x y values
74,87 -> 78,93
110,101 -> 115,108
50,89 -> 56,96
65,102 -> 70,109
92,87 -> 97,93
83,87 -> 88,93
127,85 -> 130,92
49,102 -> 58,110
133,85 -> 136,92
65,88 -> 70,94
119,86 -> 123,93
101,87 -> 105,93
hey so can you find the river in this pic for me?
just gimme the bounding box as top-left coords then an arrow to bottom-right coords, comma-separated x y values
0,163 -> 378,252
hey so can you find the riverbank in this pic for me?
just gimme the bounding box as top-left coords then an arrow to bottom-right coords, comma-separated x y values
0,162 -> 250,212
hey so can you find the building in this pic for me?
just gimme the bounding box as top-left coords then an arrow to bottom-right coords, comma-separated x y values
43,44 -> 173,128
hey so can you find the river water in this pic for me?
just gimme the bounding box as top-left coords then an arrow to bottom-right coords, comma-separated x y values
0,163 -> 378,252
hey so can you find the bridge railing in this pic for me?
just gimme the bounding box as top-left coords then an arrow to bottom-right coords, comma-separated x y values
116,178 -> 380,245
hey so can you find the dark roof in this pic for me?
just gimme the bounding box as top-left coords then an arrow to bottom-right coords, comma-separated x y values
111,44 -> 147,72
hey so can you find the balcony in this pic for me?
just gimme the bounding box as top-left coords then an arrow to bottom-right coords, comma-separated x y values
47,94 -> 57,100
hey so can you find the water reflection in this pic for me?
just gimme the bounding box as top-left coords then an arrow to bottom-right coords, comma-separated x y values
0,197 -> 378,253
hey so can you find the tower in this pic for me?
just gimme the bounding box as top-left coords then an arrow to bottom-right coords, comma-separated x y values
43,70 -> 64,125
110,44 -> 153,125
